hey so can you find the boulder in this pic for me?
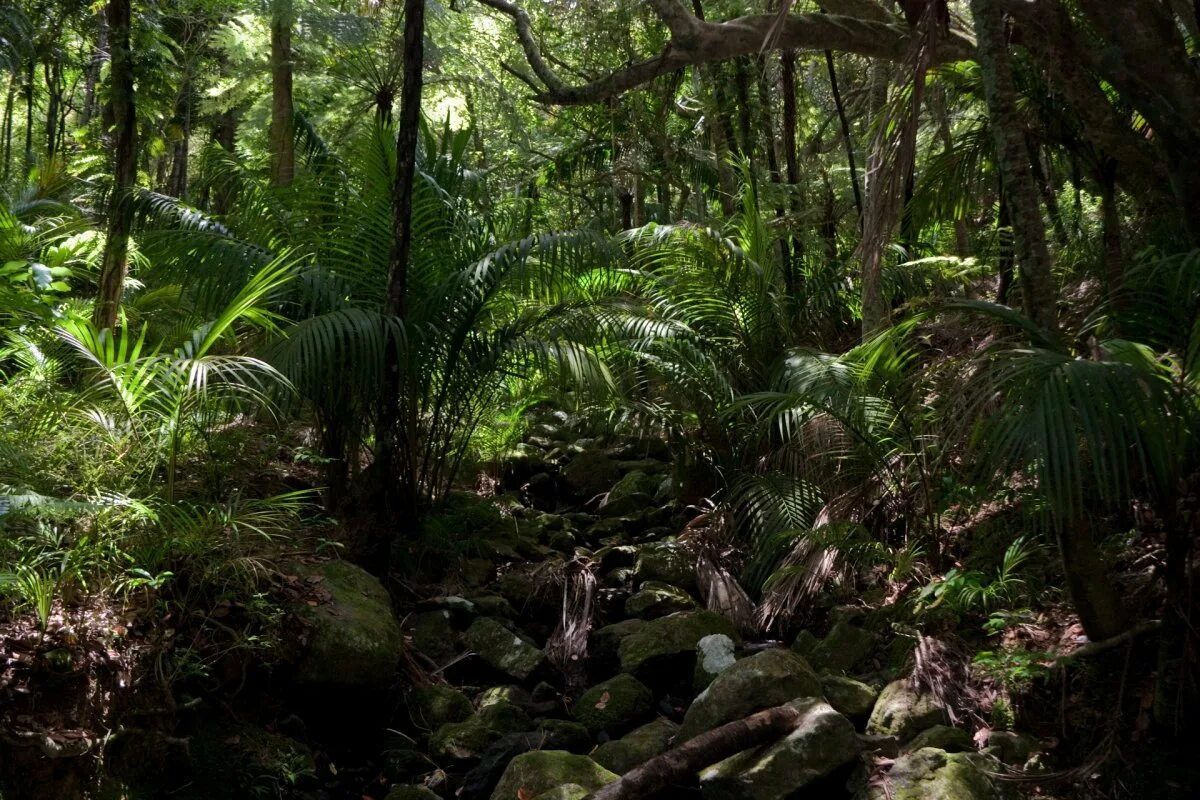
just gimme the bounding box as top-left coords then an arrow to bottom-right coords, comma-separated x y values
678,648 -> 821,742
625,581 -> 696,619
533,786 -> 590,800
866,680 -> 949,743
699,698 -> 861,800
591,618 -> 646,674
984,731 -> 1041,764
859,748 -> 1006,800
563,451 -> 621,499
490,751 -> 618,800
384,787 -> 440,800
820,675 -> 878,722
694,634 -> 738,691
605,470 -> 660,506
407,609 -> 459,664
535,719 -> 593,753
405,684 -> 474,732
429,702 -> 532,761
808,621 -> 875,675
572,674 -> 655,735
906,725 -> 974,753
790,630 -> 820,661
464,617 -> 545,680
633,542 -> 696,591
591,718 -> 679,775
618,611 -> 738,676
292,560 -> 403,691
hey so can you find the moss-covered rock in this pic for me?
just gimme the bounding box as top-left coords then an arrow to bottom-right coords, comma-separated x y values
859,748 -> 1006,800
384,786 -> 441,800
405,684 -> 474,732
428,702 -> 532,761
490,751 -> 618,800
632,542 -> 696,591
606,470 -> 660,504
292,560 -> 403,691
533,785 -> 591,800
591,618 -> 645,672
572,674 -> 655,735
464,617 -> 545,680
625,581 -> 696,619
591,718 -> 679,775
187,720 -> 315,799
807,620 -> 876,675
694,633 -> 737,691
699,698 -> 860,800
820,675 -> 879,722
678,648 -> 821,742
563,451 -> 621,499
535,719 -> 593,753
906,725 -> 974,753
618,611 -> 738,676
867,680 -> 949,743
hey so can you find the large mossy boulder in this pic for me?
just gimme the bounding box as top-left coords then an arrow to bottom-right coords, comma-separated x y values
606,470 -> 660,504
807,621 -> 876,675
906,725 -> 974,753
187,720 -> 315,798
490,751 -> 618,800
859,748 -> 1007,800
572,674 -> 655,735
699,698 -> 860,800
866,680 -> 949,743
625,581 -> 696,619
292,560 -> 403,691
678,648 -> 821,742
633,542 -> 696,591
429,702 -> 532,761
405,684 -> 474,732
563,451 -> 621,499
618,611 -> 738,676
464,617 -> 545,680
820,675 -> 879,722
406,610 -> 459,664
591,718 -> 679,775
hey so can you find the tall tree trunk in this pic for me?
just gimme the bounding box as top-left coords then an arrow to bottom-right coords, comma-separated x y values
756,54 -> 789,293
1059,518 -> 1130,642
211,109 -> 238,215
93,0 -> 137,331
166,78 -> 192,200
996,189 -> 1014,305
1099,159 -> 1124,301
1029,141 -> 1069,248
374,0 -> 426,548
970,0 -> 1058,333
931,85 -> 970,257
1,74 -> 15,183
44,59 -> 61,159
825,50 -> 863,226
82,11 -> 108,126
780,49 -> 804,288
732,57 -> 754,165
23,60 -> 34,173
269,0 -> 295,188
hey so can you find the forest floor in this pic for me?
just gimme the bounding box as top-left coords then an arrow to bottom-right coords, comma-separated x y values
0,411 -> 1196,800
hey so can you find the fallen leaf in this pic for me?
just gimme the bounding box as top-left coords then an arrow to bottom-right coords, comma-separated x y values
594,691 -> 610,710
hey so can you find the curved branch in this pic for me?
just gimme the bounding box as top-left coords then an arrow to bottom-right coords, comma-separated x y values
475,1 -> 974,106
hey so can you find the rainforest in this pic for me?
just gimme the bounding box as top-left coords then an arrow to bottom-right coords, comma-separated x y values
0,1 -> 1197,798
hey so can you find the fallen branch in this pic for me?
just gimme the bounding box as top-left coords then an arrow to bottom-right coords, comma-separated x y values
590,704 -> 803,800
1056,620 -> 1161,663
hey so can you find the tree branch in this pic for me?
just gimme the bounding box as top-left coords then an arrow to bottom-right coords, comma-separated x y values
475,1 -> 974,106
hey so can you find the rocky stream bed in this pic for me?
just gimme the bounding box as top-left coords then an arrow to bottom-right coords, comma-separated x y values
0,414 -> 1046,799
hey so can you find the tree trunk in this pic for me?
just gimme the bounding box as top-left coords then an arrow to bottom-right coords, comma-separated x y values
210,110 -> 238,215
166,78 -> 192,200
269,0 -> 295,188
1099,159 -> 1124,302
82,11 -> 108,126
1058,518 -> 1129,642
44,60 -> 61,160
996,189 -> 1014,305
591,704 -> 804,800
374,0 -> 426,548
23,60 -> 34,173
970,0 -> 1058,333
825,49 -> 863,226
1,74 -> 15,183
931,87 -> 971,258
93,0 -> 137,331
780,49 -> 804,287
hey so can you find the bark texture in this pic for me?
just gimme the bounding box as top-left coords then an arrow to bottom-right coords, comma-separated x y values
93,0 -> 137,331
269,0 -> 295,188
970,0 -> 1057,333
